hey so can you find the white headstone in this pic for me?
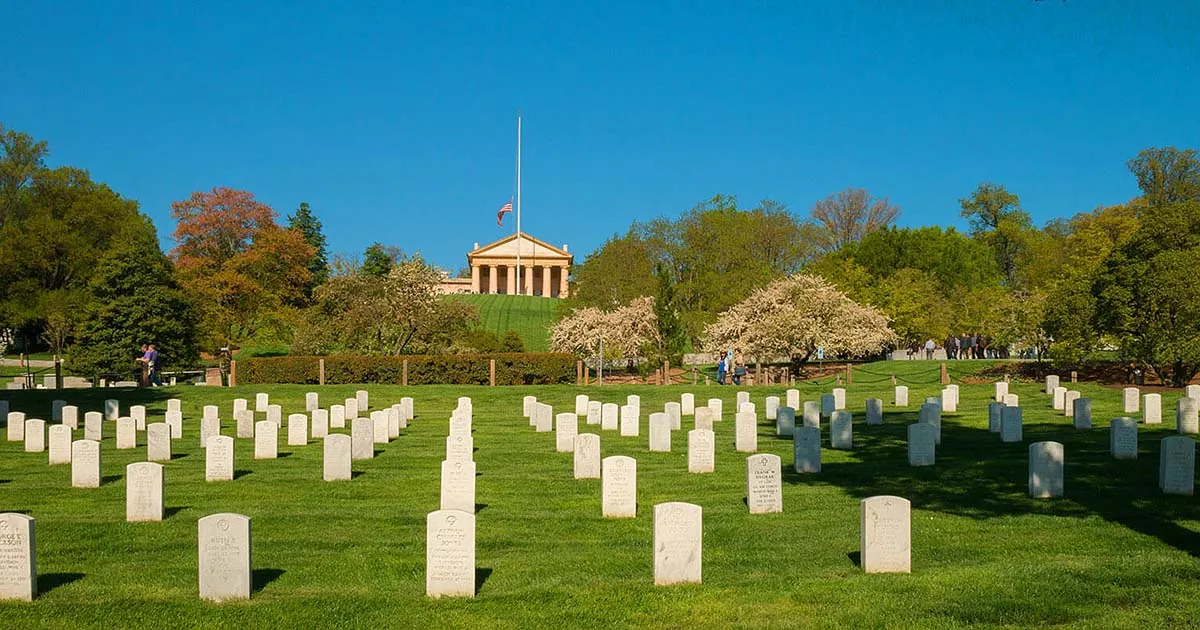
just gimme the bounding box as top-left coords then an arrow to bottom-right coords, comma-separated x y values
918,403 -> 941,445
894,386 -> 909,407
351,418 -> 373,460
23,419 -> 45,453
574,433 -> 601,479
370,411 -> 388,444
330,405 -> 346,429
764,396 -> 779,421
126,462 -> 164,522
1029,441 -> 1065,498
794,426 -> 821,473
737,391 -> 750,407
575,395 -> 589,416
305,392 -> 319,412
205,436 -> 234,482
1144,394 -> 1162,424
1063,390 -> 1080,417
235,409 -> 254,439
425,509 -> 475,598
446,433 -> 472,462
648,413 -> 671,452
738,402 -> 755,416
323,434 -> 352,481
664,402 -> 682,430
786,389 -> 800,410
619,404 -> 639,437
440,460 -> 477,512
147,422 -> 172,462
687,429 -> 715,474
532,403 -> 553,433
254,421 -> 277,459
1188,384 -> 1200,401
523,395 -> 537,419
1179,397 -> 1199,435
1072,397 -> 1092,429
6,411 -> 25,441
1160,436 -> 1195,496
586,401 -> 602,426
71,439 -> 100,488
266,404 -> 282,426
832,388 -> 846,410
255,392 -> 269,412
1001,406 -> 1023,443
83,411 -> 101,442
61,405 -> 78,429
865,399 -> 883,426
820,393 -> 835,418
941,388 -> 957,413
1045,375 -> 1059,395
994,381 -> 1009,402
746,454 -> 782,514
287,413 -> 309,446
104,399 -> 119,421
602,455 -> 637,518
130,405 -> 147,430
343,398 -> 359,421
653,502 -> 702,585
735,411 -> 757,453
556,413 -> 579,453
707,398 -> 723,422
400,397 -> 414,420
601,403 -> 619,431
627,394 -> 641,416
988,402 -> 1004,433
1110,417 -> 1138,459
48,425 -> 71,464
233,398 -> 247,417
775,406 -> 795,436
802,401 -> 820,429
1123,387 -> 1140,414
116,417 -> 136,449
907,422 -> 936,467
860,496 -> 911,573
0,513 -> 36,601
830,411 -> 853,449
164,411 -> 181,440
167,399 -> 182,414
681,393 -> 695,416
1052,387 -> 1067,411
1003,393 -> 1019,408
198,513 -> 251,601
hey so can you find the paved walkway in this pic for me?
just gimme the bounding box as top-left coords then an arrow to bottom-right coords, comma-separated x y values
0,358 -> 56,368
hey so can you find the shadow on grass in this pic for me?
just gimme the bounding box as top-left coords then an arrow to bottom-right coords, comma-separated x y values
0,479 -> 9,484
233,470 -> 253,480
276,452 -> 293,459
251,568 -> 285,594
37,572 -> 84,595
475,503 -> 489,513
350,471 -> 366,479
164,506 -> 189,519
100,475 -> 122,486
170,453 -> 189,460
847,551 -> 861,567
475,568 -> 493,594
783,410 -> 1200,558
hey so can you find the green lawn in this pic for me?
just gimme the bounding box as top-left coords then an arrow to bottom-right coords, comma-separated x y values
447,294 -> 558,352
2,365 -> 1200,628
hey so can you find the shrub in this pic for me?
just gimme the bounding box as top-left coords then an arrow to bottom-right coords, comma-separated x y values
240,353 -> 576,385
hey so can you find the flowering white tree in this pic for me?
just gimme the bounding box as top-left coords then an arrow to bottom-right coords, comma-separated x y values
550,296 -> 659,360
703,274 -> 895,361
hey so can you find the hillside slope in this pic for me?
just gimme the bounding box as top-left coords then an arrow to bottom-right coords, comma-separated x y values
445,294 -> 559,352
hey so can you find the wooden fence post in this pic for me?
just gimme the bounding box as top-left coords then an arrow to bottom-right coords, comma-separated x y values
402,359 -> 408,386
845,364 -> 852,385
319,358 -> 325,386
940,362 -> 949,385
576,360 -> 583,385
692,367 -> 697,385
228,360 -> 237,387
489,359 -> 496,386
663,361 -> 670,386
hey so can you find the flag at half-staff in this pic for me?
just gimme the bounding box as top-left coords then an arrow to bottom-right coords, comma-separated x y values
496,200 -> 513,227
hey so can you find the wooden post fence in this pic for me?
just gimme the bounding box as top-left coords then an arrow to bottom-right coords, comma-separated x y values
319,358 -> 325,385
402,359 -> 408,386
228,360 -> 237,388
489,359 -> 496,386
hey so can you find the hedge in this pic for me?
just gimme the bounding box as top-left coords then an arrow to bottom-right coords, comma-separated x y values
239,353 -> 577,385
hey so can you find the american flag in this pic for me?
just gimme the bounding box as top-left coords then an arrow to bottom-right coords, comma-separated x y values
496,200 -> 513,227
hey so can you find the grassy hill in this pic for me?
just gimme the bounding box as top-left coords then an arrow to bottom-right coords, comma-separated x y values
446,294 -> 559,352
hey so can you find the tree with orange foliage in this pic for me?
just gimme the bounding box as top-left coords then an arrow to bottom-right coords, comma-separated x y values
170,187 -> 313,349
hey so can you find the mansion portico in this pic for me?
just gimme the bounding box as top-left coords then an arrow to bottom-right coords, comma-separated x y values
444,232 -> 572,297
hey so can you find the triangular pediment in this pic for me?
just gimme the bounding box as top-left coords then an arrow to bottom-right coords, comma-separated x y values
469,232 -> 572,262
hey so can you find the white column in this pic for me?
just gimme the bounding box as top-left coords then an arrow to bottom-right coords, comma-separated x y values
542,265 -> 552,297
506,265 -> 516,295
524,266 -> 535,296
488,265 -> 498,295
558,266 -> 569,298
470,265 -> 480,294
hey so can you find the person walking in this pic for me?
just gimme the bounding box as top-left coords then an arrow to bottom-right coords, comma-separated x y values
924,338 -> 935,360
147,343 -> 163,387
716,351 -> 728,385
732,348 -> 746,385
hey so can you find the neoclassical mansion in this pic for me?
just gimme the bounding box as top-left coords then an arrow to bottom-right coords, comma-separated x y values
437,232 -> 572,298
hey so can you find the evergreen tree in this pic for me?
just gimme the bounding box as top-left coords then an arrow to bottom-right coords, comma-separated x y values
287,201 -> 329,297
653,263 -> 687,363
362,243 -> 398,278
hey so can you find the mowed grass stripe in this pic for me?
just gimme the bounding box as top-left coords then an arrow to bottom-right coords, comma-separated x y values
446,294 -> 558,351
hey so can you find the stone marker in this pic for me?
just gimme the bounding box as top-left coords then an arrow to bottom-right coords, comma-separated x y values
235,410 -> 254,439
687,429 -> 715,474
602,455 -> 637,518
371,411 -> 389,444
446,433 -> 472,462
126,462 -> 164,522
523,395 -> 537,419
653,502 -> 702,585
908,423 -> 936,467
694,406 -> 714,432
104,398 -> 119,421
48,425 -> 71,464
988,402 -> 1005,433
865,399 -> 883,426
440,460 -> 477,512
820,393 -> 835,418
627,394 -> 641,415
919,403 -> 941,445
307,409 -> 327,440
266,404 -> 282,426
400,397 -> 415,421
344,398 -> 359,421
205,436 -> 234,482
23,419 -> 45,453
894,386 -> 909,407
1188,384 -> 1200,401
665,402 -> 682,430
802,401 -> 820,429
765,396 -> 779,421
575,394 -> 589,416
449,412 -> 470,438
995,381 -> 1009,402
1073,397 -> 1092,429
355,389 -> 369,411
738,402 -> 755,416
198,513 -> 251,602
330,405 -> 346,429
351,417 -> 373,460
50,399 -> 65,423
0,513 -> 36,601
130,405 -> 147,430
388,407 -> 402,435
287,413 -> 309,446
323,434 -> 352,481
737,391 -> 750,407
165,411 -> 181,440
830,411 -> 853,449
574,433 -> 601,479
786,389 -> 800,410
306,392 -> 319,412
71,439 -> 100,488
1052,386 -> 1067,411
1179,397 -> 1199,435
147,422 -> 172,462
681,393 -> 695,416
776,405 -> 796,436
1001,406 -> 1023,443
167,399 -> 182,414
707,398 -> 723,422
1160,436 -> 1195,496
116,417 -> 136,449
601,403 -> 619,431
1144,394 -> 1162,424
582,400 -> 600,426
648,413 -> 671,452
203,404 -> 219,423
1029,441 -> 1065,498
746,454 -> 782,514
61,405 -> 78,429
254,421 -> 277,459
1123,387 -> 1139,414
200,415 -> 220,449
1063,390 -> 1080,417
1003,393 -> 1019,408
7,411 -> 25,441
794,426 -> 821,473
533,403 -> 553,433
832,387 -> 847,410
556,412 -> 579,453
1110,417 -> 1138,459
1045,374 -> 1059,395
735,411 -> 757,453
425,509 -> 475,598
255,392 -> 269,412
860,496 -> 911,574
619,404 -> 639,436
941,388 -> 957,414
233,398 -> 247,417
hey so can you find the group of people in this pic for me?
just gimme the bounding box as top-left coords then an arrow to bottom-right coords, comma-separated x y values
908,334 -> 1005,360
137,343 -> 163,386
716,348 -> 746,385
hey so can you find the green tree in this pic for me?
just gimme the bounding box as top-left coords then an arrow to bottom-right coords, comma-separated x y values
650,263 -> 687,364
362,243 -> 402,278
569,234 -> 657,308
959,183 -> 1032,287
809,187 -> 900,252
287,202 -> 329,298
73,223 -> 199,374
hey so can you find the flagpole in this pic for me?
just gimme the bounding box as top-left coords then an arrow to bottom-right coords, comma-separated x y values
515,111 -> 522,295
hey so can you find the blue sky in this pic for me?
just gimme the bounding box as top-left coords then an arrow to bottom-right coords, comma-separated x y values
3,1 -> 1198,271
